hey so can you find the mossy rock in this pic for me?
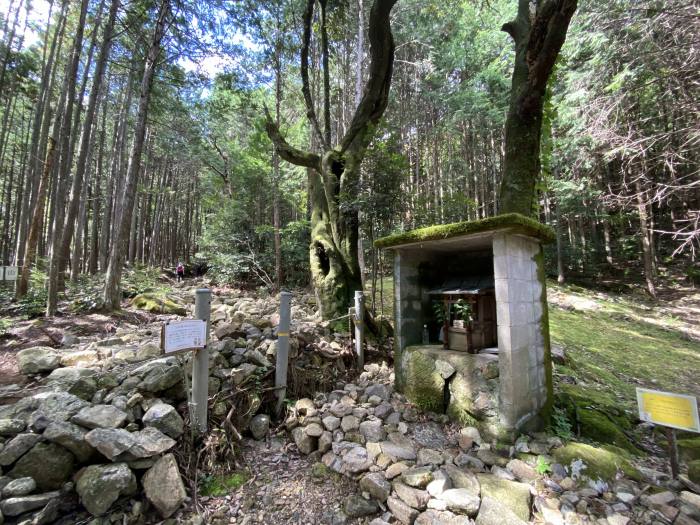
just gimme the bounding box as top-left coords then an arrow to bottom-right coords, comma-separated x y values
476,473 -> 532,522
552,442 -> 641,482
401,347 -> 445,413
558,384 -> 633,429
678,438 -> 700,463
132,293 -> 186,315
688,460 -> 700,485
577,408 -> 640,455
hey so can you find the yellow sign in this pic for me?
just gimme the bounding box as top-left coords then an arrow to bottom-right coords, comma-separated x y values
636,388 -> 700,432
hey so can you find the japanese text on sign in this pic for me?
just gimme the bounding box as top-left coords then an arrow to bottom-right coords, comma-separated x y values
636,388 -> 700,433
3,266 -> 18,281
162,320 -> 207,354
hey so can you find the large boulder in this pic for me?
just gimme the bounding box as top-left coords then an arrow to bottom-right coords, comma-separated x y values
85,427 -> 176,461
27,391 -> 90,430
475,496 -> 527,525
131,293 -> 186,315
134,359 -> 182,393
45,368 -> 98,400
0,433 -> 42,466
476,474 -> 531,522
76,463 -> 137,516
8,442 -> 75,491
344,494 -> 379,518
71,405 -> 128,429
552,442 -> 641,482
59,350 -> 99,368
17,347 -> 60,375
142,453 -> 187,518
142,403 -> 184,439
43,420 -> 95,463
0,419 -> 25,436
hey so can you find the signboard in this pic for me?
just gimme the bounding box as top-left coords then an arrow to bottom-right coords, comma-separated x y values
3,266 -> 17,281
636,387 -> 700,433
162,320 -> 207,354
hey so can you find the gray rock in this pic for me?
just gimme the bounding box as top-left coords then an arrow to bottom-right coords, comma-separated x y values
416,509 -> 473,525
0,433 -> 42,466
360,472 -> 391,502
454,453 -> 484,470
27,391 -> 90,430
319,431 -> 333,453
365,384 -> 390,401
142,403 -> 184,439
231,363 -> 258,386
344,494 -> 379,518
438,488 -> 481,516
475,496 -> 527,525
443,464 -> 480,496
85,427 -> 176,461
46,367 -> 98,400
0,491 -> 60,517
401,466 -> 434,489
0,419 -> 25,436
76,463 -> 136,516
8,442 -> 75,491
506,459 -> 537,482
427,471 -> 452,498
323,416 -> 341,431
291,426 -> 317,455
245,348 -> 270,367
249,414 -> 270,440
135,360 -> 182,392
143,453 -> 187,518
387,495 -> 419,525
342,446 -> 372,474
305,423 -> 324,437
394,481 -> 430,510
17,347 -> 60,375
330,403 -> 354,418
359,419 -> 386,443
434,360 -> 456,379
380,440 -> 416,461
341,415 -> 360,432
477,474 -> 531,522
71,405 -> 128,429
2,477 -> 36,497
374,402 -> 394,420
43,421 -> 94,463
417,448 -> 444,466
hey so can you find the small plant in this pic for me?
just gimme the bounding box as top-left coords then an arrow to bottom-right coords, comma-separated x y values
550,406 -> 574,441
535,455 -> 552,475
432,300 -> 447,324
199,471 -> 249,497
0,317 -> 11,336
452,299 -> 472,322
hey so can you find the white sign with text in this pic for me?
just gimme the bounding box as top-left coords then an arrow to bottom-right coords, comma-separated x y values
3,266 -> 17,281
162,320 -> 207,354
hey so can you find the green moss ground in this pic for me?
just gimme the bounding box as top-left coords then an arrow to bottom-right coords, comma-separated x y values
200,471 -> 249,497
552,442 -> 641,482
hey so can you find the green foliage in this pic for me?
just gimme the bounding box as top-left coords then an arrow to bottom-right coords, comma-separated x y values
67,275 -> 104,313
0,317 -> 11,336
550,406 -> 574,441
535,456 -> 552,475
452,299 -> 472,321
199,471 -> 249,497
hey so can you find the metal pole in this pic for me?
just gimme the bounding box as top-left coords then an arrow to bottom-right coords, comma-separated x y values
192,288 -> 211,435
275,291 -> 292,417
354,290 -> 365,369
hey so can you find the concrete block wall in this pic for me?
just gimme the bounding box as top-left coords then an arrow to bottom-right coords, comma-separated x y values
492,233 -> 548,432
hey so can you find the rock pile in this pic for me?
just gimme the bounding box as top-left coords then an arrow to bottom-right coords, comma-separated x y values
282,365 -> 700,525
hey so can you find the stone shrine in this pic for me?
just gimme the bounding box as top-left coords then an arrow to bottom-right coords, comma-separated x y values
375,213 -> 556,439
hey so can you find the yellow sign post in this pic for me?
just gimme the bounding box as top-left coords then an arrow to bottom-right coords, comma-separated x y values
636,388 -> 700,478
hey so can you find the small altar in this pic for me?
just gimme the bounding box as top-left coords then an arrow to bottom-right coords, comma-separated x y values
375,213 -> 556,439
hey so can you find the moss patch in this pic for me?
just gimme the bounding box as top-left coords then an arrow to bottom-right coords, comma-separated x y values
688,460 -> 700,484
200,471 -> 249,497
678,438 -> 700,463
576,408 -> 640,455
131,293 -> 186,315
375,213 -> 555,249
401,347 -> 445,413
552,442 -> 640,482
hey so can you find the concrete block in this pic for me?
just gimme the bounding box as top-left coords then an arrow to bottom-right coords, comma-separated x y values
493,255 -> 509,279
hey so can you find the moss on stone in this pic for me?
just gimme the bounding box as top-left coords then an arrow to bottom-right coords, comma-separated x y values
535,247 -> 554,428
552,442 -> 641,482
576,408 -> 640,455
374,213 -> 555,249
446,372 -> 478,427
476,473 -> 532,522
401,347 -> 445,413
132,293 -> 186,315
678,437 -> 700,463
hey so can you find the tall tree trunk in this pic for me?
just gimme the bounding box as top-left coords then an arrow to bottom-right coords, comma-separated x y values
498,0 -> 577,216
635,180 -> 656,298
102,0 -> 169,311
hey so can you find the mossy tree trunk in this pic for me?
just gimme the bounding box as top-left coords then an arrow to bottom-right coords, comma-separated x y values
265,0 -> 397,321
499,0 -> 577,217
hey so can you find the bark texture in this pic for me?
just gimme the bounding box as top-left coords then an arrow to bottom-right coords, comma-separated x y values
265,0 -> 397,321
499,0 -> 577,216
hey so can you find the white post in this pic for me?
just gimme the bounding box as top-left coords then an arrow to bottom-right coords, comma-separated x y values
354,290 -> 365,369
192,288 -> 211,435
275,291 -> 292,417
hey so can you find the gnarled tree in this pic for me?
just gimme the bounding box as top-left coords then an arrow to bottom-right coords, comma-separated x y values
265,0 -> 397,321
499,0 -> 577,216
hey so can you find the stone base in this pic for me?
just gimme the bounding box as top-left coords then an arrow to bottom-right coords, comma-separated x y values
401,345 -> 501,438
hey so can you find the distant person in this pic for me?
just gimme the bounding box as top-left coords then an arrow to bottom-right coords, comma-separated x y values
176,262 -> 185,283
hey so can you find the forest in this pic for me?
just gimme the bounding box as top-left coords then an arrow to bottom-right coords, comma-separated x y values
0,0 -> 699,524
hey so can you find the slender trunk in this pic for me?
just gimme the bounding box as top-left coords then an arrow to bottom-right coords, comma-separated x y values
635,180 -> 656,298
103,0 -> 169,310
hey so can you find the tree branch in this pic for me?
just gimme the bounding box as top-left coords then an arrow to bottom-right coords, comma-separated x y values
340,0 -> 398,154
264,106 -> 321,170
301,0 -> 328,150
320,0 -> 331,146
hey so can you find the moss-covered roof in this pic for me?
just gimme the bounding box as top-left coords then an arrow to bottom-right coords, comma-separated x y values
374,213 -> 556,249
